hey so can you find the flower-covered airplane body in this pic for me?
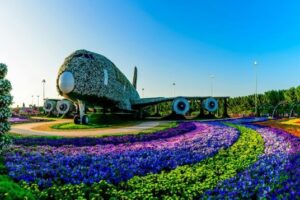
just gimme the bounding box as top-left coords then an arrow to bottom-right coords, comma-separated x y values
57,50 -> 222,124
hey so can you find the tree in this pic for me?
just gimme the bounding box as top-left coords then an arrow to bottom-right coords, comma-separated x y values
0,63 -> 13,152
295,86 -> 300,102
228,86 -> 299,116
284,87 -> 297,103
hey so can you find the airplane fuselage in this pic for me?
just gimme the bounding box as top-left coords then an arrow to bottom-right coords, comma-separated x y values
57,50 -> 140,111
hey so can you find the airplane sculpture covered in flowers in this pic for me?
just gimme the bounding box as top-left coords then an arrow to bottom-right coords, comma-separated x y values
56,50 -> 228,124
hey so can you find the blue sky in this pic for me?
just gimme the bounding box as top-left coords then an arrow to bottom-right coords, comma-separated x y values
1,0 -> 300,106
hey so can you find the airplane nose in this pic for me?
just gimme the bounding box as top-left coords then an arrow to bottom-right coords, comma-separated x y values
58,71 -> 75,94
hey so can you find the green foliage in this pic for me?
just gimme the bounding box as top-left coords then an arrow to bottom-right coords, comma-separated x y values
284,87 -> 297,103
25,124 -> 264,199
0,175 -> 36,200
0,95 -> 13,108
0,155 -> 36,200
228,86 -> 300,116
8,132 -> 64,140
145,101 -> 173,116
0,80 -> 12,94
0,157 -> 7,174
138,122 -> 177,134
0,63 -> 12,152
28,181 -> 114,200
0,135 -> 11,152
0,64 -> 8,79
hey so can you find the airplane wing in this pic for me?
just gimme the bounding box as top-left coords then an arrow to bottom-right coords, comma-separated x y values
131,96 -> 225,108
131,97 -> 173,108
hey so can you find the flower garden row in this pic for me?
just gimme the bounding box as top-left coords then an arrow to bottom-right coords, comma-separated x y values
2,118 -> 300,199
201,121 -> 300,199
257,118 -> 300,137
6,122 -> 239,187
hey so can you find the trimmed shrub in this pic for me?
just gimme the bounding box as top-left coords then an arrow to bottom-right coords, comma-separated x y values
0,63 -> 12,152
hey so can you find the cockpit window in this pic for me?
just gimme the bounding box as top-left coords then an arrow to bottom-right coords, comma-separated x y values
73,53 -> 83,58
73,53 -> 94,60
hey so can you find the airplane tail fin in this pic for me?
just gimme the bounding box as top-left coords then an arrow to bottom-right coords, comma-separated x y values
133,66 -> 137,89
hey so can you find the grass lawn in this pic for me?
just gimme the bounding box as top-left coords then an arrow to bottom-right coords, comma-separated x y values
138,121 -> 177,134
7,132 -> 64,139
51,122 -> 112,130
51,121 -> 178,132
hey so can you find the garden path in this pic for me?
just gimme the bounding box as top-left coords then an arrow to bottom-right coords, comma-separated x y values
11,120 -> 168,137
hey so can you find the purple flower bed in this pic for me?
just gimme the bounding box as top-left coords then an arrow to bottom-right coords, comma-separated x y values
8,117 -> 30,124
4,122 -> 239,188
255,126 -> 300,154
202,154 -> 300,199
201,123 -> 300,199
223,117 -> 268,125
10,123 -> 237,156
13,122 -> 196,147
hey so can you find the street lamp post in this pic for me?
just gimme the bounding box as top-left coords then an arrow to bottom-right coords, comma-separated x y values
142,88 -> 145,98
31,95 -> 34,106
210,75 -> 215,97
42,79 -> 46,101
172,83 -> 176,97
254,61 -> 258,116
37,95 -> 40,107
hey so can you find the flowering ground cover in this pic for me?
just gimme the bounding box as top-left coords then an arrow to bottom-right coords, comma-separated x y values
15,123 -> 264,199
257,118 -> 300,137
8,117 -> 30,124
1,118 -> 300,199
8,116 -> 52,124
201,122 -> 300,199
5,122 -> 239,187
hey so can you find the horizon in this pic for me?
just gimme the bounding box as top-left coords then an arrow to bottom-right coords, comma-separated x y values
1,0 -> 300,107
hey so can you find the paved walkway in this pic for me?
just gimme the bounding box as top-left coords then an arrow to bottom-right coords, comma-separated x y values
11,120 -> 167,137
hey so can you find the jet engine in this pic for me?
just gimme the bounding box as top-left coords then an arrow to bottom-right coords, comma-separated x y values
43,99 -> 57,114
56,99 -> 75,115
203,97 -> 218,112
172,97 -> 190,115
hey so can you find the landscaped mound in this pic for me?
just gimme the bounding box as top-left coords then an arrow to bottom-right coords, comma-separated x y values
1,118 -> 299,199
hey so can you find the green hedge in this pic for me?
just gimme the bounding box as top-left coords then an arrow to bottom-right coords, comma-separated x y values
0,64 -> 30,199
